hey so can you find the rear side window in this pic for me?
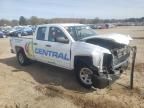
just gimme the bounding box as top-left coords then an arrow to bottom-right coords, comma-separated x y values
36,27 -> 46,40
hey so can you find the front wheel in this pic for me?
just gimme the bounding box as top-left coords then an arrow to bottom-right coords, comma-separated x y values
76,67 -> 93,88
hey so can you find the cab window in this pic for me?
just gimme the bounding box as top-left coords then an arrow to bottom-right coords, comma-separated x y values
48,27 -> 67,42
36,27 -> 46,40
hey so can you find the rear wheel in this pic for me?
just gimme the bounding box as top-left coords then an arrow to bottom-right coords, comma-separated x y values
17,50 -> 30,66
18,33 -> 21,37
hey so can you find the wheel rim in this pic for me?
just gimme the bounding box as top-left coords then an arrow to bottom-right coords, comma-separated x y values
79,68 -> 93,85
18,33 -> 21,37
18,53 -> 24,64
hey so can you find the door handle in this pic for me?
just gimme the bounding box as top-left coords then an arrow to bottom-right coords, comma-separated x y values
45,44 -> 51,47
33,43 -> 38,45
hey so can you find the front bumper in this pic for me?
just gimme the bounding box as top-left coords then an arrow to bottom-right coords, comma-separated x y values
91,60 -> 129,89
92,74 -> 111,89
11,49 -> 14,53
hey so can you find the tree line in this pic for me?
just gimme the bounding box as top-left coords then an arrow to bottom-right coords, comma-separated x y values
0,16 -> 144,26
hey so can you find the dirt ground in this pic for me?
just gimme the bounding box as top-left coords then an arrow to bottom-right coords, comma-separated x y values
0,26 -> 144,108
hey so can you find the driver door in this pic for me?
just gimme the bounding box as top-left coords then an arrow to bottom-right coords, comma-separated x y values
45,26 -> 71,69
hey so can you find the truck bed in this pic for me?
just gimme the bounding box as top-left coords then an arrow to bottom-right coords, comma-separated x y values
10,35 -> 33,56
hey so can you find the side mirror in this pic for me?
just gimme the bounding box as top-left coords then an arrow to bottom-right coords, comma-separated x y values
55,37 -> 69,44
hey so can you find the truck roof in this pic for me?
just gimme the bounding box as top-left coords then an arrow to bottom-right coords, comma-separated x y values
38,23 -> 84,27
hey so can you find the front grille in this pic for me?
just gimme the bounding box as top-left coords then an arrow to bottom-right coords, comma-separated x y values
113,52 -> 130,66
103,51 -> 130,68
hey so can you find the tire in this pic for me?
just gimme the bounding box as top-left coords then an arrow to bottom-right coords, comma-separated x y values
17,50 -> 30,66
76,65 -> 93,88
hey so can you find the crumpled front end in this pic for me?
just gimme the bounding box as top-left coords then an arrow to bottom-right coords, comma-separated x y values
92,46 -> 131,88
81,33 -> 132,88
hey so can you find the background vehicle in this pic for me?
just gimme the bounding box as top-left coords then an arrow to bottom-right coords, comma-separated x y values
9,27 -> 33,37
87,24 -> 97,29
0,31 -> 5,38
10,24 -> 132,88
21,27 -> 33,36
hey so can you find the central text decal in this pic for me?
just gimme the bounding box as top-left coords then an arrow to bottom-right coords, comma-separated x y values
35,48 -> 70,61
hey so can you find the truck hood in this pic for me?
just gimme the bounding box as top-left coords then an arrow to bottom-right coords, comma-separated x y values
73,41 -> 111,55
82,33 -> 132,45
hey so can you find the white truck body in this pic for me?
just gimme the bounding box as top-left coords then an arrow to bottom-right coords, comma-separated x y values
10,24 -> 132,88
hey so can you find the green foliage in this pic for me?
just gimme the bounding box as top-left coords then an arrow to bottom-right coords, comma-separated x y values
19,16 -> 27,25
0,16 -> 144,26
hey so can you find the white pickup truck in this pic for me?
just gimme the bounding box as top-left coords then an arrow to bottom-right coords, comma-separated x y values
10,24 -> 132,88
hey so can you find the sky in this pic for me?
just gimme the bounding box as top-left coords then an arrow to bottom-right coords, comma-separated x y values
0,0 -> 144,20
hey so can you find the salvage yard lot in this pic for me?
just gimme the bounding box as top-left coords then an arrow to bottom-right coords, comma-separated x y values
0,26 -> 144,108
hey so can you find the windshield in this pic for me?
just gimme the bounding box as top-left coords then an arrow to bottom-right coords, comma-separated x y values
66,26 -> 97,41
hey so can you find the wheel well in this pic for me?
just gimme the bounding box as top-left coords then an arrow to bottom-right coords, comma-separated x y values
74,56 -> 99,75
74,56 -> 93,68
15,46 -> 24,53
